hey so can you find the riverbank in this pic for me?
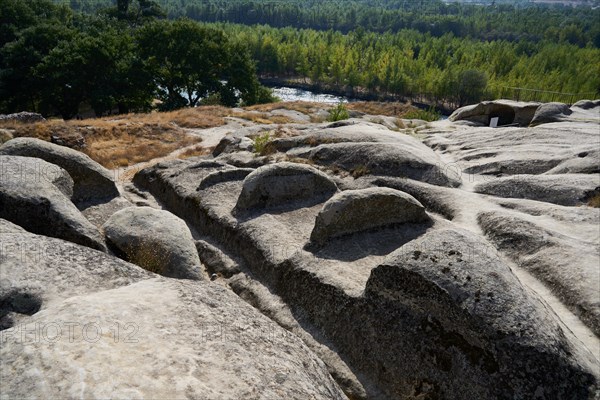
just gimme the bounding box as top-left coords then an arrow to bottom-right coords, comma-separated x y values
259,77 -> 455,116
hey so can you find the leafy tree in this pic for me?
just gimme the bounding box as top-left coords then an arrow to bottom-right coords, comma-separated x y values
136,20 -> 230,109
109,0 -> 164,25
0,23 -> 74,113
457,69 -> 488,106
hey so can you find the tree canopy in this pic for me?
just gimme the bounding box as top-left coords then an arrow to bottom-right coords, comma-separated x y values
1,0 -> 598,117
0,0 -> 273,117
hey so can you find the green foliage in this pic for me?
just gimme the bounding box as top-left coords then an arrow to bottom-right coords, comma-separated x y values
327,102 -> 350,122
253,132 -> 271,155
56,0 -> 600,48
136,19 -> 228,109
3,0 -> 599,118
0,1 -> 264,117
216,23 -> 599,106
107,0 -> 165,25
403,106 -> 441,122
243,86 -> 280,106
457,70 -> 488,107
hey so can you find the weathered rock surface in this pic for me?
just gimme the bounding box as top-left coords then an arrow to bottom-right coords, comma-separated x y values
198,167 -> 253,190
278,123 -> 462,187
424,122 -> 600,176
0,218 -> 346,399
0,155 -> 74,198
0,137 -> 119,203
363,228 -> 599,398
0,157 -> 106,251
368,176 -> 460,220
474,173 -> 600,206
102,207 -> 204,280
1,278 -> 346,400
4,101 -> 599,400
133,145 -> 599,398
529,102 -> 572,126
449,99 -> 599,128
478,209 -> 600,337
195,239 -> 240,278
449,100 -> 540,126
0,111 -> 45,124
0,218 -> 150,329
212,134 -> 255,156
573,99 -> 600,109
310,187 -> 429,245
235,162 -> 338,211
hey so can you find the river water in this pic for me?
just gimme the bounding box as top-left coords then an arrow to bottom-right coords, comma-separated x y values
270,86 -> 352,103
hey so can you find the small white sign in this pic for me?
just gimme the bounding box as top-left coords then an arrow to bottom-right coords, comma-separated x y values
490,117 -> 499,128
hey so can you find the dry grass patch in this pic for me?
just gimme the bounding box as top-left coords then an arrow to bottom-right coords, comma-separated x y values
350,164 -> 371,178
12,119 -> 75,141
0,129 -> 13,144
245,101 -> 328,115
347,102 -> 416,117
231,111 -> 293,125
108,106 -> 229,129
178,145 -> 214,160
12,118 -> 201,169
0,120 -> 31,130
84,130 -> 199,168
587,193 -> 600,208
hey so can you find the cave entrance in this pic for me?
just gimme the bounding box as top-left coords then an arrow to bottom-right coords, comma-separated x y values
488,106 -> 516,127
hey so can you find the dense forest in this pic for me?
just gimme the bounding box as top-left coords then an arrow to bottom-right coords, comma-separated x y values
60,0 -> 600,47
221,23 -> 599,106
1,0 -> 599,118
0,0 -> 275,117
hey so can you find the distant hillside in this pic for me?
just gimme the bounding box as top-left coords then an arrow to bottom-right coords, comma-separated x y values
56,0 -> 600,45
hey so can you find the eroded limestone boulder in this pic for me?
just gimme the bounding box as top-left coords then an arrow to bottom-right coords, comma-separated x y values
0,111 -> 44,124
0,155 -> 73,198
0,218 -> 150,329
0,279 -> 347,400
102,207 -> 204,280
572,99 -> 600,110
235,162 -> 338,211
198,168 -> 253,190
0,218 -> 346,399
0,157 -> 106,251
0,137 -> 119,203
293,142 -> 461,187
363,228 -> 599,398
474,174 -> 600,206
529,102 -> 572,126
310,187 -> 429,245
478,209 -> 600,336
449,100 -> 540,126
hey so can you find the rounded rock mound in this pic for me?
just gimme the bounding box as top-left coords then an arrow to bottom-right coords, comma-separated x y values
0,156 -> 106,251
102,207 -> 204,280
0,137 -> 119,203
310,187 -> 429,245
235,162 -> 338,211
0,155 -> 74,198
529,102 -> 572,126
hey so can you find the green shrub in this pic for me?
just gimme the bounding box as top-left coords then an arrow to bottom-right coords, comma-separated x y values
403,106 -> 441,122
200,92 -> 223,106
256,85 -> 281,104
253,131 -> 271,154
327,102 -> 350,122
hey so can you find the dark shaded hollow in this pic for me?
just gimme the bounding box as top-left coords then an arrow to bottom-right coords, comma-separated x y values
0,290 -> 43,330
489,106 -> 516,126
